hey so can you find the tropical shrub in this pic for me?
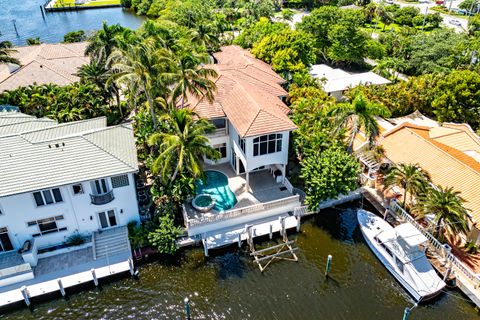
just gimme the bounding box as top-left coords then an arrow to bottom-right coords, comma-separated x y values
301,146 -> 360,211
63,30 -> 86,43
66,233 -> 86,246
148,212 -> 183,254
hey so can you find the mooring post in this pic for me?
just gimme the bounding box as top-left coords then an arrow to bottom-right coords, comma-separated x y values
12,20 -> 19,36
296,214 -> 301,232
443,266 -> 452,282
325,255 -> 332,277
128,257 -> 135,276
402,307 -> 410,320
57,278 -> 66,297
269,224 -> 273,239
238,233 -> 242,248
184,297 -> 191,320
20,286 -> 30,306
91,268 -> 99,286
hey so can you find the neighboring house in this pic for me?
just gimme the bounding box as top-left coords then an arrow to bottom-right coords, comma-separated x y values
310,64 -> 390,101
0,111 -> 139,254
188,45 -> 297,189
0,42 -> 89,92
356,112 -> 480,243
183,46 -> 304,251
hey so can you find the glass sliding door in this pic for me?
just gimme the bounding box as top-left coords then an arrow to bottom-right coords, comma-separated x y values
97,210 -> 117,229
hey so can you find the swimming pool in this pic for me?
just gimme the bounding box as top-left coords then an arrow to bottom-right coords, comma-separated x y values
195,170 -> 237,211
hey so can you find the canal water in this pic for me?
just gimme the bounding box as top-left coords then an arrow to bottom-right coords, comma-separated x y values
2,202 -> 477,319
0,0 -> 144,46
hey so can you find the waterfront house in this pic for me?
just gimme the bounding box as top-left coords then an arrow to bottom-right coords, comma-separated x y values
309,64 -> 390,101
182,46 -> 304,251
0,42 -> 89,93
0,111 -> 139,287
355,112 -> 480,244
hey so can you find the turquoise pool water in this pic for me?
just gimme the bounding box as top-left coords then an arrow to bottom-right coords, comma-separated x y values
195,170 -> 237,211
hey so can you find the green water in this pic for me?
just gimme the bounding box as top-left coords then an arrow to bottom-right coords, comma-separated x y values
2,202 -> 478,319
195,170 -> 237,211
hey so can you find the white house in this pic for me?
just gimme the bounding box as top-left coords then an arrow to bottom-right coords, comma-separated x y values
310,64 -> 391,101
182,46 -> 305,253
0,112 -> 139,254
188,45 -> 297,189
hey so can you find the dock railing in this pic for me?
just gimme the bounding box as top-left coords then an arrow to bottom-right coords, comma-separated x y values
187,195 -> 300,227
389,200 -> 480,286
283,177 -> 294,194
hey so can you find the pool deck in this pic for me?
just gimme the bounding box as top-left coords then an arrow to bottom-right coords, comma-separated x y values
185,163 -> 292,221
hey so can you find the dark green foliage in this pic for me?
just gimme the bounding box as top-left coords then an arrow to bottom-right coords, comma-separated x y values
350,70 -> 480,131
26,37 -> 41,45
65,233 -> 86,246
393,6 -> 419,26
301,146 -> 360,211
63,30 -> 86,43
251,29 -> 316,77
0,83 -> 125,125
148,211 -> 183,254
297,6 -> 368,64
234,18 -> 289,49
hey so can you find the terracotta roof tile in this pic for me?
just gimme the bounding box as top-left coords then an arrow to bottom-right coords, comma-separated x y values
189,46 -> 296,137
380,123 -> 480,223
0,42 -> 89,92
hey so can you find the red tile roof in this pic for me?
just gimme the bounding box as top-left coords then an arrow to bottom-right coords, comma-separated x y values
188,46 -> 296,137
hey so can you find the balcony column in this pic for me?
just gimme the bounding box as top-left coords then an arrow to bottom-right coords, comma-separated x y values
281,164 -> 286,184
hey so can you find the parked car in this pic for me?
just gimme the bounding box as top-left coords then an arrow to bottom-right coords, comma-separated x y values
435,0 -> 444,4
386,0 -> 394,4
449,19 -> 461,26
419,0 -> 429,3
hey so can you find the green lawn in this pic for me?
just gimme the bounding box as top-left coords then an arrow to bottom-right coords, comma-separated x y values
53,0 -> 120,8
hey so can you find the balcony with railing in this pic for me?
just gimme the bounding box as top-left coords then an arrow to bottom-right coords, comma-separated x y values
90,190 -> 115,205
206,127 -> 227,139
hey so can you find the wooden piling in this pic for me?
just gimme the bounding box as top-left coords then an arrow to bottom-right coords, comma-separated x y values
325,255 -> 332,277
57,278 -> 66,297
296,215 -> 301,232
128,257 -> 134,276
184,297 -> 191,320
20,286 -> 30,306
269,224 -> 273,239
91,268 -> 98,286
238,233 -> 242,248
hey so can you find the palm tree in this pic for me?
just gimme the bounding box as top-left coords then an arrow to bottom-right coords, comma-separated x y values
147,109 -> 220,183
328,93 -> 391,152
77,60 -> 110,88
383,163 -> 431,207
171,50 -> 217,109
77,60 -> 125,118
413,186 -> 470,238
109,41 -> 174,128
85,22 -> 125,62
0,33 -> 19,65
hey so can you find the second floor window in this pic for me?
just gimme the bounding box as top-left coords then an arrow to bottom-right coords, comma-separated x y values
33,188 -> 63,207
253,134 -> 282,156
92,179 -> 109,195
238,136 -> 245,153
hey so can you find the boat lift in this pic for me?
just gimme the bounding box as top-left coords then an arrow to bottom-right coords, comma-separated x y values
247,217 -> 299,272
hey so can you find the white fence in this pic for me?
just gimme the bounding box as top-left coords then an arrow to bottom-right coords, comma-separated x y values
389,200 -> 480,286
283,177 -> 294,194
187,195 -> 300,227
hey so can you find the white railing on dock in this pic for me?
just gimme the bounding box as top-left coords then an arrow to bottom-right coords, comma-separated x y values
0,263 -> 32,278
283,177 -> 294,194
389,200 -> 480,286
294,206 -> 308,217
188,195 -> 300,227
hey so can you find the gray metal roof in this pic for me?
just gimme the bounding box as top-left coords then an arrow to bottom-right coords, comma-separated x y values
0,113 -> 138,197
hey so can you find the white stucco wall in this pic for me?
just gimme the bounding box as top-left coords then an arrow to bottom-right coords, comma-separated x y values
0,173 -> 139,250
243,131 -> 290,172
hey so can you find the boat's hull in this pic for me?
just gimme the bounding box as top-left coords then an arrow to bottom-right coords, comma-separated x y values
357,209 -> 445,302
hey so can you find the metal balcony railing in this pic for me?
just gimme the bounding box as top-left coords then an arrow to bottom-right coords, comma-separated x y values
90,190 -> 114,205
